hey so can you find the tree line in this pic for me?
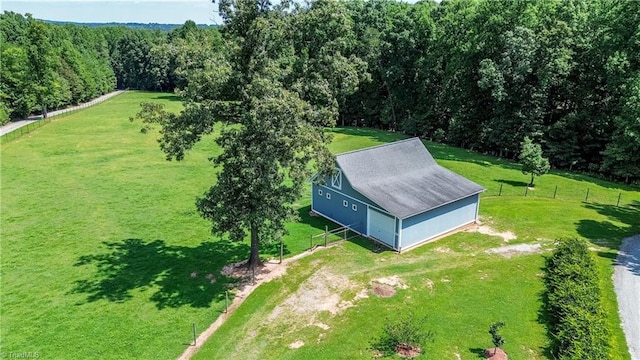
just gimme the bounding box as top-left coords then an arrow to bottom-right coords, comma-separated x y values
2,0 -> 638,183
0,13 -> 222,122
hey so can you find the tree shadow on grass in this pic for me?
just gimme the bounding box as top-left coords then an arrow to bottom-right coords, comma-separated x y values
614,245 -> 640,276
536,265 -> 557,360
71,238 -> 249,309
261,239 -> 291,259
495,179 -> 529,187
142,92 -> 182,102
552,170 -> 640,192
296,205 -> 335,233
331,127 -> 409,144
576,202 -> 640,250
468,347 -> 485,358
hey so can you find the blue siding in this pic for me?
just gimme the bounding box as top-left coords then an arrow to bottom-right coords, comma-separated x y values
312,167 -> 480,252
311,183 -> 367,234
400,194 -> 479,250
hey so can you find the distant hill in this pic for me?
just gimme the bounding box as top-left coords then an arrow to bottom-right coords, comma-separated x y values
42,20 -> 218,31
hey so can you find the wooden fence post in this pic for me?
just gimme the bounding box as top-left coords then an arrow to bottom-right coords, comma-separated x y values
617,193 -> 622,207
279,239 -> 283,264
499,184 -> 503,196
192,323 -> 197,346
324,225 -> 328,247
553,185 -> 558,199
585,188 -> 590,202
525,186 -> 528,197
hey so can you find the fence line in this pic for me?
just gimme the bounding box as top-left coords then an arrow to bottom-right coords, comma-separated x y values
0,90 -> 125,143
309,225 -> 354,250
485,184 -> 639,208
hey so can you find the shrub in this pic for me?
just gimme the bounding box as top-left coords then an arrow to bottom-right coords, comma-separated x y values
371,313 -> 434,357
544,238 -> 609,359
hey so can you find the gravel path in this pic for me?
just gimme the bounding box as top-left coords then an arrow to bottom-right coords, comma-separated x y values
0,90 -> 125,136
614,235 -> 640,360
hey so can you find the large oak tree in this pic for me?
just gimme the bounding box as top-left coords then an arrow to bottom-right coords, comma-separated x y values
134,0 -> 362,270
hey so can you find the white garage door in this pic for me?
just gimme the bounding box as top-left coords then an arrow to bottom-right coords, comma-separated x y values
368,208 -> 396,247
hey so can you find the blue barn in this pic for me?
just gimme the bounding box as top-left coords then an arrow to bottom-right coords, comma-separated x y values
311,138 -> 485,252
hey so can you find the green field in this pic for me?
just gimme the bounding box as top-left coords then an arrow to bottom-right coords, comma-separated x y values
1,91 -> 638,359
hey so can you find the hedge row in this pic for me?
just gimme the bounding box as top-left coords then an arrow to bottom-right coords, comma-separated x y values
544,238 -> 610,359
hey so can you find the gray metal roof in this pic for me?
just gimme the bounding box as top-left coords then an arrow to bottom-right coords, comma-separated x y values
336,138 -> 485,219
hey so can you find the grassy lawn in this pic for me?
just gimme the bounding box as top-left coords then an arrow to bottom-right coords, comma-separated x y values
1,93 -> 638,359
0,91 -> 336,359
192,128 -> 638,360
194,235 -> 549,359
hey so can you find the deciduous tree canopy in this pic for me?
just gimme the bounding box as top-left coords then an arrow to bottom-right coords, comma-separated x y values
2,0 -> 638,185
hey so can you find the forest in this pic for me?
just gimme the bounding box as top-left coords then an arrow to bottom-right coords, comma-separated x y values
1,0 -> 638,183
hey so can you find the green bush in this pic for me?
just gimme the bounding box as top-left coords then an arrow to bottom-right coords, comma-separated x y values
371,313 -> 434,357
544,238 -> 609,359
0,102 -> 9,126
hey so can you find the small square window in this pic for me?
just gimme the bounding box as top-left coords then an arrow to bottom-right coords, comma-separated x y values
318,189 -> 323,196
352,204 -> 358,211
343,200 -> 348,207
326,193 -> 331,199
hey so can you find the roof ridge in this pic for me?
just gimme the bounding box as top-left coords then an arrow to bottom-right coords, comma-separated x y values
336,136 -> 420,157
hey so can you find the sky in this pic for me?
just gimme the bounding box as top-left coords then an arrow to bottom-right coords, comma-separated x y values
1,0 -> 222,25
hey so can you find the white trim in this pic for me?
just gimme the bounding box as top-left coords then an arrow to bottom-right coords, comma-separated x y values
475,194 -> 480,222
331,169 -> 342,190
343,200 -> 349,207
398,218 -> 403,251
367,207 -> 396,248
318,189 -> 323,196
366,205 -> 371,236
352,204 -> 357,211
326,192 -> 331,200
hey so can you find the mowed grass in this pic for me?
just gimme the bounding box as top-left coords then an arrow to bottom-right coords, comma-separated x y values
2,93 -> 638,359
194,234 -> 549,360
194,128 -> 639,359
0,91 -> 335,359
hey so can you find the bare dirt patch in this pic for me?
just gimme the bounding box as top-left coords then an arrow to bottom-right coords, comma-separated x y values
434,246 -> 453,253
178,248 -> 333,360
374,275 -> 409,289
372,283 -> 396,297
485,243 -> 542,258
289,340 -> 304,349
313,322 -> 330,330
396,344 -> 421,358
485,348 -> 508,359
269,267 -> 360,322
424,278 -> 434,294
473,225 -> 517,242
371,275 -> 409,298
